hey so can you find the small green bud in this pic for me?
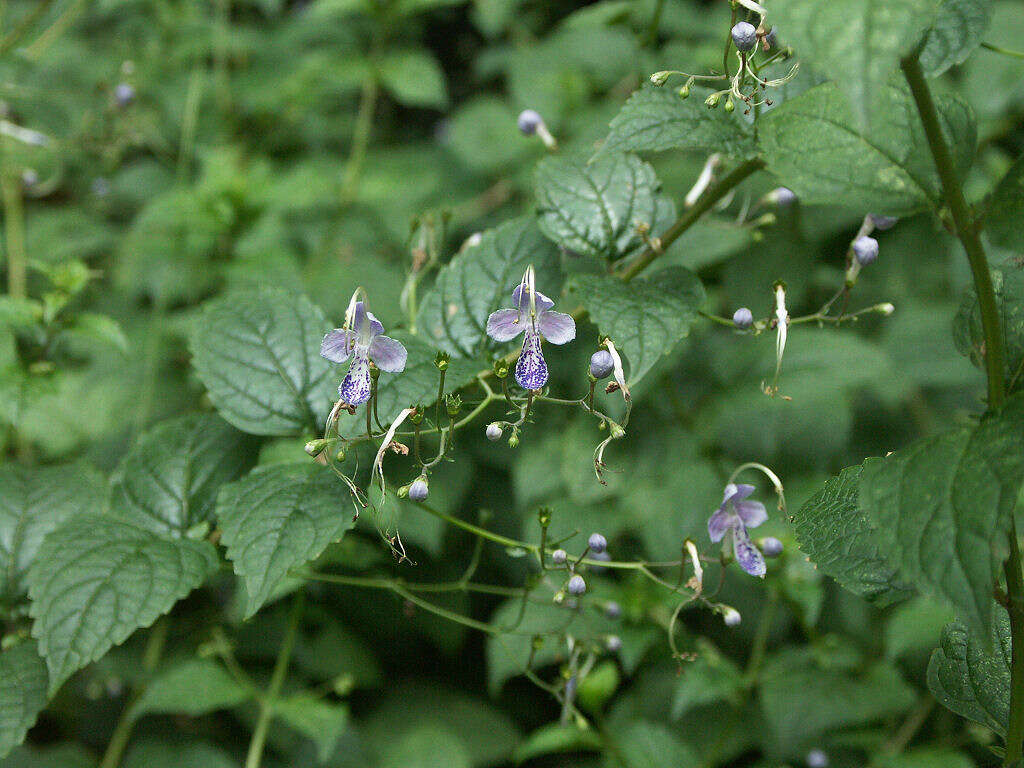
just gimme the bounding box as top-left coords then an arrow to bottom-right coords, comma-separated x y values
434,351 -> 450,371
705,93 -> 720,109
335,448 -> 347,463
537,507 -> 552,528
649,70 -> 672,86
508,434 -> 519,449
609,422 -> 626,439
494,360 -> 509,379
305,438 -> 330,456
677,85 -> 690,99
409,407 -> 423,425
724,97 -> 735,113
397,484 -> 410,499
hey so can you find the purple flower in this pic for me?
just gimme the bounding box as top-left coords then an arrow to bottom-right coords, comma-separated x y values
486,279 -> 575,391
708,483 -> 768,577
321,301 -> 407,406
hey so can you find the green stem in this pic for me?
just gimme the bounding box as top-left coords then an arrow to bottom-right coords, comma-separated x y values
99,618 -> 170,768
0,0 -> 56,55
982,41 -> 1024,59
340,67 -> 379,205
902,52 -> 1021,764
618,157 -> 765,282
245,591 -> 304,768
0,152 -> 25,298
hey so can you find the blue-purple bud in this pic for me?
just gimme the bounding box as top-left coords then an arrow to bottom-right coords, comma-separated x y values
606,635 -> 622,652
115,82 -> 135,106
517,109 -> 543,135
723,607 -> 741,627
772,187 -> 796,206
605,601 -> 621,619
21,169 -> 38,188
870,214 -> 897,230
761,537 -> 784,558
731,22 -> 757,52
853,235 -> 879,266
589,350 -> 614,379
485,422 -> 503,441
552,548 -> 567,565
588,533 -> 607,554
732,307 -> 753,329
806,749 -> 829,768
408,477 -> 429,502
567,574 -> 587,596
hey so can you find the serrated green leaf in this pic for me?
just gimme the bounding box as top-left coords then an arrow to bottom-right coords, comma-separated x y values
217,463 -> 356,618
770,0 -> 936,125
416,217 -> 562,357
129,658 -> 250,720
955,266 -> 1024,394
109,414 -> 258,538
275,694 -> 349,763
567,267 -> 704,385
598,85 -> 757,159
0,641 -> 48,759
921,0 -> 994,74
0,463 -> 107,600
378,49 -> 448,109
66,313 -> 129,354
759,80 -> 976,214
535,153 -> 675,260
927,606 -> 1010,735
792,464 -> 914,605
191,287 -> 336,436
513,724 -> 602,764
27,517 -> 218,692
984,153 -> 1024,252
859,393 -> 1024,636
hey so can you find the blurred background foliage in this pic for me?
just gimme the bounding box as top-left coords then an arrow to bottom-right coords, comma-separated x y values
1,0 -> 1023,766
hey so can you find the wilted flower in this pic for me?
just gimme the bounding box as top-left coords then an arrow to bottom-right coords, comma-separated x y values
321,300 -> 407,406
486,268 -> 575,391
708,483 -> 768,577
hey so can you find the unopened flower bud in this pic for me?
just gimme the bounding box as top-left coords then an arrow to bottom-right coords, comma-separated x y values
486,422 -> 503,441
590,350 -> 614,379
517,109 -> 543,135
869,214 -> 897,230
115,82 -> 135,106
771,187 -> 796,206
304,439 -> 330,456
434,351 -> 450,371
605,601 -> 622,619
552,548 -> 568,565
853,235 -> 878,266
723,606 -> 741,627
705,93 -> 721,108
567,575 -> 587,596
537,507 -> 552,527
606,635 -> 622,652
733,307 -> 753,329
508,433 -> 519,449
761,537 -> 784,558
21,169 -> 38,188
677,84 -> 690,99
731,21 -> 757,52
494,360 -> 509,379
588,533 -> 607,554
335,448 -> 346,462
806,749 -> 829,768
724,97 -> 735,113
408,476 -> 429,502
609,422 -> 625,439
649,70 -> 672,86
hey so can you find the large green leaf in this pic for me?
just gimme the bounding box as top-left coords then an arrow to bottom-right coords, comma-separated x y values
859,393 -> 1024,636
109,414 -> 258,538
415,217 -> 561,357
191,287 -> 336,436
275,694 -> 350,762
0,463 -> 106,600
770,0 -> 936,125
129,658 -> 250,721
378,49 -> 448,109
567,267 -> 704,385
598,85 -> 757,159
792,464 -> 914,605
928,606 -> 1010,735
760,648 -> 916,755
608,721 -> 699,768
27,516 -> 218,692
0,641 -> 48,759
984,153 -> 1024,252
920,0 -> 994,74
954,266 -> 1024,394
535,153 -> 675,260
759,79 -> 975,214
123,740 -> 238,768
378,726 -> 471,768
217,463 -> 356,618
